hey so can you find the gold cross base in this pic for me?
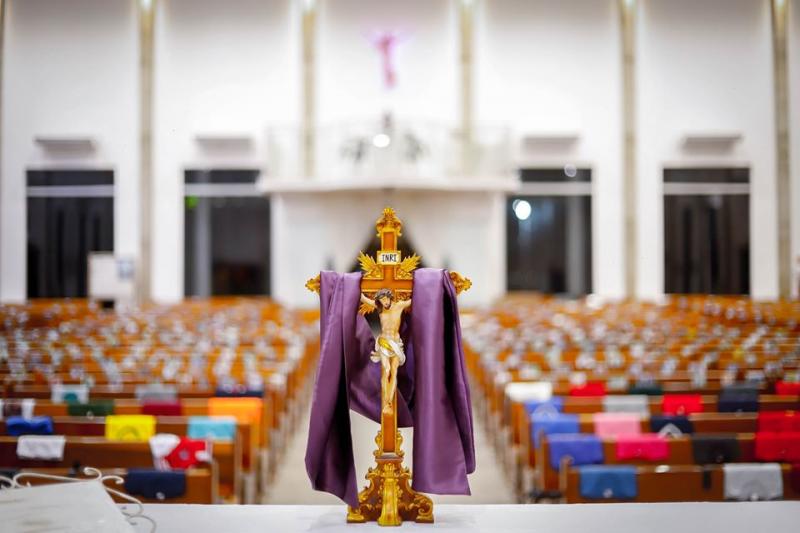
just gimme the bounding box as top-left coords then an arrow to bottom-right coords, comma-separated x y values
346,431 -> 434,526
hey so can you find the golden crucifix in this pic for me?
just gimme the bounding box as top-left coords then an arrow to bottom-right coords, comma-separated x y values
306,207 -> 470,526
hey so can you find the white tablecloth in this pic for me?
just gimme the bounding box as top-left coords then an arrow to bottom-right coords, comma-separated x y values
131,502 -> 800,533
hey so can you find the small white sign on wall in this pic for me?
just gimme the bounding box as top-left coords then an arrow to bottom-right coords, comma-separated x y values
88,253 -> 135,302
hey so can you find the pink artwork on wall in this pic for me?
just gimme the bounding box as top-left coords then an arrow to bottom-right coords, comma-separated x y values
368,31 -> 407,90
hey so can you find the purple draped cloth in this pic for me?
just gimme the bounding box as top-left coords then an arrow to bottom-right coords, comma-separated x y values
304,268 -> 475,508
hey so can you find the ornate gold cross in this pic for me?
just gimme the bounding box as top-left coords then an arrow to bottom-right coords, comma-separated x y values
306,207 -> 470,526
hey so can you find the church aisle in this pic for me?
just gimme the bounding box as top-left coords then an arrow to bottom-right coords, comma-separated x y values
264,403 -> 514,505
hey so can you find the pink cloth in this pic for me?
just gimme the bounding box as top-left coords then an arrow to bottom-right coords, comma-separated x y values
593,413 -> 642,438
615,434 -> 670,461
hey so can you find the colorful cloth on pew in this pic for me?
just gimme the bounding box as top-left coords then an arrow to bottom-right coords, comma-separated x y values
6,416 -> 53,436
142,401 -> 183,417
593,413 -> 642,438
754,432 -> 800,462
661,394 -> 703,416
531,413 -> 580,447
524,397 -> 564,416
505,381 -> 553,403
165,437 -> 212,470
628,383 -> 663,396
723,463 -> 783,501
578,465 -> 638,499
569,381 -> 606,397
187,416 -> 237,442
124,469 -> 187,500
0,399 -> 35,420
775,381 -> 800,396
66,400 -> 115,417
208,397 -> 262,442
105,415 -> 156,442
150,434 -> 180,470
306,270 -> 475,508
602,395 -> 649,416
214,385 -> 264,398
135,384 -> 177,402
16,435 -> 66,461
51,384 -> 89,404
758,412 -> 800,433
548,434 -> 604,470
718,388 -> 759,413
691,435 -> 741,464
649,415 -> 694,435
615,434 -> 669,461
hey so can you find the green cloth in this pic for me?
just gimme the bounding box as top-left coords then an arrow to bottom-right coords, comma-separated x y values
67,400 -> 115,417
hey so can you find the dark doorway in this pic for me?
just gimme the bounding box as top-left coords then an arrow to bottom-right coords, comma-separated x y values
184,170 -> 270,297
26,170 -> 114,298
664,168 -> 750,294
506,168 -> 592,295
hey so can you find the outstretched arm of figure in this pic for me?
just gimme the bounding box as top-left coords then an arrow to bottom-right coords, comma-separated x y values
360,293 -> 376,308
398,298 -> 412,312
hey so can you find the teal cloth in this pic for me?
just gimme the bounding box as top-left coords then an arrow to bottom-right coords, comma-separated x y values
579,465 -> 638,499
188,416 -> 236,441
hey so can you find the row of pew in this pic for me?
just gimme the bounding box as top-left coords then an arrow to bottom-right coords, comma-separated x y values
462,295 -> 800,503
0,298 -> 320,504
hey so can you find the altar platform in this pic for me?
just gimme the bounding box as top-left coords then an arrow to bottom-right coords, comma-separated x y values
133,502 -> 800,533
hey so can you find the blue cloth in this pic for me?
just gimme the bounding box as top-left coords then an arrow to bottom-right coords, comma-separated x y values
124,469 -> 186,500
718,390 -> 759,413
5,416 -> 53,436
650,415 -> 694,434
187,416 -> 236,441
579,465 -> 638,499
524,397 -> 564,416
548,434 -> 604,470
531,413 -> 579,448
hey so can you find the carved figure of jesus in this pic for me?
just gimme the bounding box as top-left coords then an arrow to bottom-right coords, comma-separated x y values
360,288 -> 411,414
370,31 -> 403,89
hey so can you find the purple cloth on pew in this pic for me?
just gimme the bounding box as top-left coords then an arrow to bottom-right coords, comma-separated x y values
524,397 -> 564,416
548,433 -> 604,470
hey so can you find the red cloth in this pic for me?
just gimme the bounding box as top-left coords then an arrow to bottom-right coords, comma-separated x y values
615,434 -> 670,461
754,432 -> 800,462
569,381 -> 607,397
661,394 -> 703,416
165,437 -> 211,470
142,402 -> 183,417
758,411 -> 800,433
775,382 -> 800,396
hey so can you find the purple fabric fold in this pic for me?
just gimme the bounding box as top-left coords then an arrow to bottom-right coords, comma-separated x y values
304,268 -> 475,507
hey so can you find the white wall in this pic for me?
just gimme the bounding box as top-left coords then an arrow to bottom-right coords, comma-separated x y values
152,0 -> 297,302
271,190 -> 506,308
317,0 -> 457,126
790,0 -> 800,298
637,0 -> 777,299
475,0 -> 624,298
0,0 -> 139,303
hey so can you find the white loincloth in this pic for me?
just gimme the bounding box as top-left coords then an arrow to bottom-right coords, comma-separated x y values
371,336 -> 406,366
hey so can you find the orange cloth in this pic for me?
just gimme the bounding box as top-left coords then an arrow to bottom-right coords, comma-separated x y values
208,397 -> 263,451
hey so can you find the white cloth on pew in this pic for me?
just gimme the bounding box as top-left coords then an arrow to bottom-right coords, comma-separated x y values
136,384 -> 177,402
16,435 -> 66,460
149,433 -> 181,471
51,384 -> 89,404
723,463 -> 783,501
504,381 -> 553,402
603,395 -> 649,415
21,399 -> 36,419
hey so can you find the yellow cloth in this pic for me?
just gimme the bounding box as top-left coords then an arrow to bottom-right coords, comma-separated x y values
105,414 -> 156,442
208,398 -> 263,448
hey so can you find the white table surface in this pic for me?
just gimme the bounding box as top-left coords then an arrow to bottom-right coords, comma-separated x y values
131,502 -> 800,533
